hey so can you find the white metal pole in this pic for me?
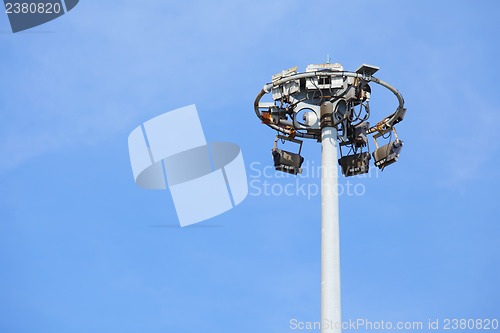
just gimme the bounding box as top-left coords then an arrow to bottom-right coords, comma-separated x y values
321,123 -> 341,333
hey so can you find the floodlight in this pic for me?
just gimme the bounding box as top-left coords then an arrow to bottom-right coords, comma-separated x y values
271,135 -> 304,175
347,122 -> 370,148
338,152 -> 371,177
272,149 -> 304,175
392,107 -> 407,125
373,140 -> 403,169
355,64 -> 380,76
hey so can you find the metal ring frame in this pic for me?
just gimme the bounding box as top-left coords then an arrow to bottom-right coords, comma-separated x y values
254,71 -> 405,138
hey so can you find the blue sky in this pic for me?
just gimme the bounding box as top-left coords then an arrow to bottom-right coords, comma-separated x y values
0,1 -> 499,332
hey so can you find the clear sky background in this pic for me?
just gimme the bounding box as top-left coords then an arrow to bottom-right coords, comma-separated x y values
0,1 -> 499,332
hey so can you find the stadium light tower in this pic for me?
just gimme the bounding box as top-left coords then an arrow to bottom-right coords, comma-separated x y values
254,63 -> 406,332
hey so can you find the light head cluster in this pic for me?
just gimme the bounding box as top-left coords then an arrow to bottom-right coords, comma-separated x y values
254,63 -> 406,177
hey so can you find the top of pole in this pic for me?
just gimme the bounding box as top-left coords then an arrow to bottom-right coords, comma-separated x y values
254,63 -> 407,177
